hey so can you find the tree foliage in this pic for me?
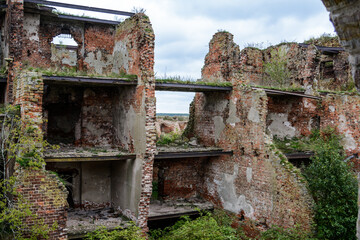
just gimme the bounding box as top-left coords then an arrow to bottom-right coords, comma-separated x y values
304,128 -> 358,240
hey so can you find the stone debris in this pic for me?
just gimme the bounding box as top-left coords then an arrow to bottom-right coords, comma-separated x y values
45,144 -> 130,158
67,207 -> 129,237
149,198 -> 213,217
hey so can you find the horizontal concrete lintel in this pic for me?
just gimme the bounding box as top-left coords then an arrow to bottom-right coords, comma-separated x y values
148,210 -> 201,221
252,87 -> 321,100
45,155 -> 136,162
58,14 -> 121,25
285,152 -> 314,159
43,75 -> 137,86
155,150 -> 233,159
155,82 -> 233,92
24,0 -> 134,17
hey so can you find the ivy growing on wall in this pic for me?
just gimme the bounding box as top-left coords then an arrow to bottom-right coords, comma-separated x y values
0,105 -> 57,239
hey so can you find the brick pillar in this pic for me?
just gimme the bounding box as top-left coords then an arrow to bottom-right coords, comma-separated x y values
138,79 -> 156,230
5,0 -> 24,103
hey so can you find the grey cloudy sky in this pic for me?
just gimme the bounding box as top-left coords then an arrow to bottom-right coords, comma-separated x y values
54,0 -> 335,113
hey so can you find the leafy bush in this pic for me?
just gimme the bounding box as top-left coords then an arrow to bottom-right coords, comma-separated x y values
85,225 -> 146,240
150,213 -> 237,240
260,225 -> 315,240
304,128 -> 358,240
156,132 -> 181,145
263,48 -> 291,88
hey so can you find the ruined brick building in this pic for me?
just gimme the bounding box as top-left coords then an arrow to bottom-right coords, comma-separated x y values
1,0 -> 360,239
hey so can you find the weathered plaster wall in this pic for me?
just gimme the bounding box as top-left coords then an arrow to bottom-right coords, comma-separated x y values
113,85 -> 145,152
193,92 -> 230,146
267,96 -> 320,139
51,46 -> 77,67
46,160 -> 142,213
111,158 -> 143,217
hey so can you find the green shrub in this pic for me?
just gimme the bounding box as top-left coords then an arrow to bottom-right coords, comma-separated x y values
85,224 -> 146,240
156,132 -> 181,145
260,225 -> 315,240
150,213 -> 237,240
263,48 -> 291,88
304,127 -> 358,240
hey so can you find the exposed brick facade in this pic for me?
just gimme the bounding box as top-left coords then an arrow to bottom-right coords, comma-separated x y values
14,169 -> 68,240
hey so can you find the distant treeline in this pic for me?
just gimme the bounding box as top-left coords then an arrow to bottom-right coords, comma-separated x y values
157,113 -> 189,117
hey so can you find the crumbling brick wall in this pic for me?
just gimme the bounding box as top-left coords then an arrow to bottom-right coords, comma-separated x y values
267,96 -> 320,139
320,94 -> 360,168
193,32 -> 314,229
113,13 -> 156,229
21,9 -> 117,74
154,157 -> 207,200
238,43 -> 351,91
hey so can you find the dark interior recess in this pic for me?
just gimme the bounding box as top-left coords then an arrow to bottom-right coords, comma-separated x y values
46,102 -> 81,144
321,61 -> 335,79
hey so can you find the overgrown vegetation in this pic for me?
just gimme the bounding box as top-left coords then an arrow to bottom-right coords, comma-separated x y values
273,136 -> 314,154
263,48 -> 291,88
156,132 -> 182,145
252,85 -> 305,93
156,76 -> 232,87
0,177 -> 59,240
149,212 -> 238,240
23,65 -> 138,81
149,210 -> 315,240
304,128 -> 358,240
274,128 -> 358,239
85,224 -> 146,240
0,105 -> 58,239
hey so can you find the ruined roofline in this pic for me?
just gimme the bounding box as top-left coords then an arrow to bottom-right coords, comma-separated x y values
42,75 -> 138,85
155,150 -> 233,159
155,81 -> 233,92
298,43 -> 344,54
252,87 -> 322,100
24,0 -> 134,17
56,14 -> 120,25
